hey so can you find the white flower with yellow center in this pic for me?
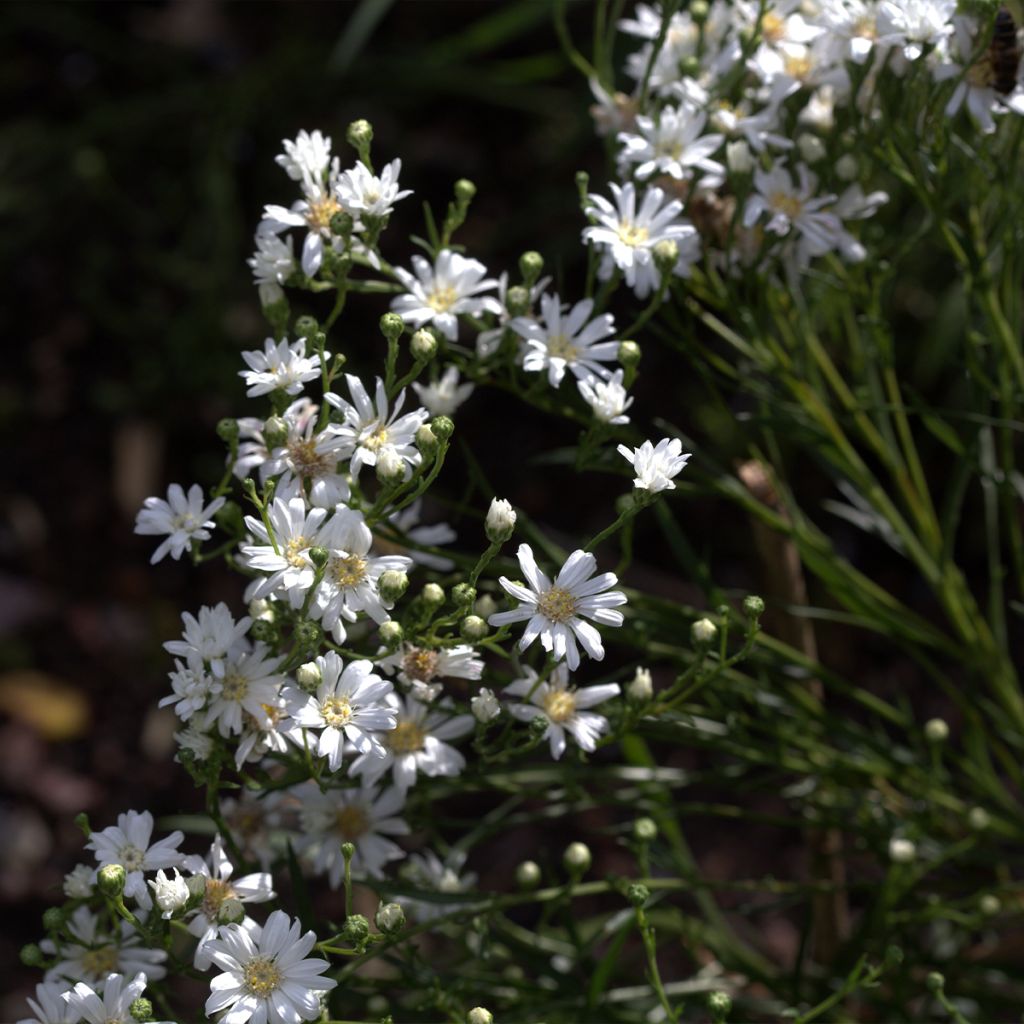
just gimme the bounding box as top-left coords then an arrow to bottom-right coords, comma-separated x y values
283,652 -> 397,772
325,374 -> 428,480
248,231 -> 295,306
488,544 -> 627,671
164,602 -> 252,679
504,664 -> 620,759
511,294 -> 621,387
336,157 -> 412,219
240,496 -> 329,602
65,973 -> 172,1024
201,642 -> 285,738
618,437 -> 691,494
275,129 -> 333,185
181,835 -> 275,969
391,248 -> 501,341
377,642 -> 484,692
86,810 -> 184,912
204,911 -> 336,1024
239,336 -> 325,399
134,483 -> 225,564
617,104 -> 725,184
295,782 -> 410,884
351,694 -> 474,789
17,981 -> 80,1024
578,369 -> 633,425
582,182 -> 699,298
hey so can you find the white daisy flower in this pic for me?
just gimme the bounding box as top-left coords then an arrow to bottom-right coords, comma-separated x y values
391,249 -> 501,341
164,603 -> 252,679
814,0 -> 883,65
399,849 -> 477,922
295,782 -> 410,883
488,544 -> 627,671
275,129 -> 334,185
617,104 -> 725,184
372,500 -> 457,572
86,810 -> 184,911
578,370 -> 633,425
325,374 -> 428,480
203,911 -> 336,1024
17,982 -> 80,1024
511,294 -> 620,387
283,652 -> 397,772
582,182 -> 700,299
160,656 -> 218,723
234,692 -> 302,769
336,158 -> 412,219
618,437 -> 691,493
181,835 -> 275,970
877,0 -> 955,61
43,907 -> 168,990
351,693 -> 474,789
248,232 -> 295,306
134,483 -> 225,564
378,642 -> 484,702
504,663 -> 620,759
412,364 -> 475,416
63,864 -> 95,900
201,642 -> 285,738
65,973 -> 172,1024
470,687 -> 501,722
239,337 -> 325,398
240,496 -> 330,602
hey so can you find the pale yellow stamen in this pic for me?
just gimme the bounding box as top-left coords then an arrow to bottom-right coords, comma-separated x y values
361,426 -> 390,452
402,648 -> 440,682
243,956 -> 282,998
426,285 -> 458,312
118,844 -> 145,871
221,671 -> 249,701
81,946 -> 119,977
769,192 -> 803,219
284,535 -> 309,569
321,696 -> 354,728
616,222 -> 650,247
335,804 -> 370,840
287,438 -> 333,479
538,586 -> 577,624
547,334 -> 579,362
388,720 -> 426,754
202,877 -> 236,921
332,554 -> 368,589
543,688 -> 577,724
306,196 -> 342,231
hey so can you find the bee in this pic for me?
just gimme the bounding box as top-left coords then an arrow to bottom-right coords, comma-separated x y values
990,6 -> 1022,96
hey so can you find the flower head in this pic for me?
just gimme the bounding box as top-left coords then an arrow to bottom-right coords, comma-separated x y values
618,437 -> 691,493
239,337 -> 325,398
134,484 -> 225,564
65,973 -> 172,1024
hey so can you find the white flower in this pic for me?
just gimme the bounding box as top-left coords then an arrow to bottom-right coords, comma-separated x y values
86,810 -> 184,911
204,911 -> 336,1024
233,692 -> 301,769
582,182 -> 699,298
471,687 -> 501,723
181,835 -> 275,969
877,0 -> 955,61
618,437 -> 691,493
160,656 -> 218,722
239,337 -> 325,398
412,365 -> 475,416
485,497 -> 517,543
17,982 -> 80,1024
511,294 -> 621,387
378,643 -> 484,701
164,603 -> 252,679
400,849 -> 477,922
889,837 -> 917,863
504,664 -> 620,759
283,652 -> 397,772
43,907 -> 168,990
391,249 -> 501,341
275,129 -> 333,185
577,369 -> 633,425
618,104 -> 725,184
325,374 -> 428,480
295,783 -> 410,883
63,864 -> 95,900
240,496 -> 329,602
352,693 -> 474,789
336,158 -> 412,218
65,973 -> 171,1024
175,723 -> 214,761
248,232 -> 295,306
201,642 -> 285,738
134,483 -> 225,564
488,544 -> 627,670
148,867 -> 189,918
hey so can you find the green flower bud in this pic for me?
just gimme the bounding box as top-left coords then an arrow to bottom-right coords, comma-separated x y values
263,415 -> 290,451
129,997 -> 154,1022
454,178 -> 477,203
342,913 -> 371,945
691,617 -> 718,647
743,594 -> 765,619
968,806 -> 990,831
980,894 -> 1001,916
296,661 -> 322,693
380,312 -> 405,341
618,340 -> 641,367
42,907 -> 65,932
528,715 -> 550,737
452,583 -> 476,608
421,583 -> 445,608
708,991 -> 732,1022
431,416 -> 455,441
294,315 -> 319,339
185,874 -> 208,908
379,620 -> 404,648
346,119 -> 374,151
690,0 -> 710,21
416,423 -> 439,455
653,238 -> 679,274
74,812 -> 91,837
563,841 -> 592,874
633,817 -> 658,843
460,615 -> 488,641
678,55 -> 701,78
97,863 -> 126,898
575,170 -> 590,194
410,328 -> 438,361
926,972 -> 945,993
375,901 -> 405,934
627,882 -> 650,907
376,447 -> 406,485
467,1009 -> 493,1024
292,619 -> 323,648
519,250 -> 544,286
309,546 -> 330,570
515,860 -> 541,889
216,418 -> 240,444
884,944 -> 904,967
485,497 -> 517,544
249,619 -> 277,643
330,211 -> 354,238
219,897 -> 246,925
341,841 -> 356,861
20,943 -> 45,967
379,570 -> 409,603
505,285 -> 531,318
924,718 -> 949,742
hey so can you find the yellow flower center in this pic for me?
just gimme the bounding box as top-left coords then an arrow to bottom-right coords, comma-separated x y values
284,535 -> 309,569
221,671 -> 249,701
388,720 -> 426,753
287,438 -> 334,479
361,426 -> 390,452
761,12 -> 785,43
81,945 -> 119,977
427,285 -> 458,312
402,648 -> 440,682
335,804 -> 370,840
243,956 -> 282,998
538,586 -> 577,624
331,554 -> 368,589
118,844 -> 145,871
616,222 -> 650,247
967,56 -> 996,89
547,333 -> 579,362
543,689 -> 578,724
769,191 -> 804,219
202,877 -> 237,921
784,52 -> 812,81
321,696 -> 354,728
306,195 -> 342,231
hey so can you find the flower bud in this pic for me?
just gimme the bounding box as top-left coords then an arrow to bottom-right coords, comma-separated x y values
452,583 -> 476,608
293,619 -> 322,648
743,595 -> 765,619
968,806 -> 990,831
633,817 -> 658,843
375,901 -> 405,934
691,618 -> 718,646
474,594 -> 498,618
653,238 -> 679,275
690,0 -> 710,21
563,841 -> 592,874
294,314 -> 319,338
20,944 -> 45,967
74,812 -> 91,837
186,874 -> 208,906
296,661 -> 322,692
410,328 -> 438,361
342,913 -> 371,945
379,620 -> 404,647
330,211 -> 354,238
618,340 -> 641,368
627,667 -> 653,702
379,312 -> 405,342
148,868 -> 189,919
431,415 -> 455,441
346,118 -> 374,151
42,907 -> 65,932
888,837 -> 916,864
461,615 -> 489,641
924,718 -> 949,742
416,424 -> 439,454
627,882 -> 650,908
926,971 -> 945,993
421,583 -> 445,608
219,898 -> 246,925
835,153 -> 859,181
501,285 -> 529,318
454,178 -> 477,203
980,893 -> 1001,916
129,997 -> 154,1022
263,415 -> 289,450
519,250 -> 544,286
515,860 -> 541,889
471,687 -> 501,722
378,570 -> 409,603
485,497 -> 517,544
726,139 -> 754,175
797,133 -> 826,163
708,991 -> 732,1022
376,447 -> 406,485
216,418 -> 240,444
97,863 -> 126,898
467,1008 -> 493,1024
678,55 -> 700,77
248,597 -> 275,622
249,619 -> 277,643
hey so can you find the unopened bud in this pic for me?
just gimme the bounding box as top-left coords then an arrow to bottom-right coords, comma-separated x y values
342,913 -> 371,945
691,618 -> 718,646
708,991 -> 732,1021
516,860 -> 541,889
968,807 -> 990,831
376,901 -> 405,933
294,314 -> 319,338
379,620 -> 404,647
376,447 -> 406,485
185,874 -> 208,906
219,898 -> 246,925
461,615 -> 488,641
380,312 -> 405,342
330,211 -> 354,238
653,238 -> 679,274
925,718 -> 949,742
293,619 -> 322,648
474,594 -> 497,618
678,55 -> 700,78
627,667 -> 653,702
454,178 -> 477,203
20,944 -> 45,967
980,894 -> 1001,916
263,415 -> 289,450
633,817 -> 658,842
627,882 -> 650,907
421,583 -> 445,608
563,841 -> 592,874
726,139 -> 754,175
296,661 -> 322,692
415,424 -> 439,456
97,863 -> 126,898
485,497 -> 517,543
926,972 -> 945,993
505,285 -> 531,317
797,133 -> 826,163
42,907 -> 65,932
378,570 -> 409,603
249,619 -> 277,643
248,597 -> 275,622
888,837 -> 916,864
129,997 -> 154,1022
410,328 -> 437,361
346,119 -> 374,152
519,250 -> 544,286
743,595 -> 765,619
452,583 -> 476,608
835,153 -> 859,181
148,868 -> 189,919
690,0 -> 710,21
216,418 -> 240,444
471,687 -> 501,722
618,340 -> 641,368
467,1008 -> 493,1024
431,416 -> 454,441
